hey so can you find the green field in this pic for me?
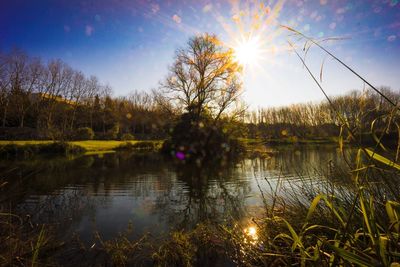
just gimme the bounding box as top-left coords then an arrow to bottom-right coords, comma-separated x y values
0,140 -> 164,153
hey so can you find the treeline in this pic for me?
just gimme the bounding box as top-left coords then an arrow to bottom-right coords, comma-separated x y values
1,48 -> 398,142
0,49 -> 174,140
245,88 -> 400,141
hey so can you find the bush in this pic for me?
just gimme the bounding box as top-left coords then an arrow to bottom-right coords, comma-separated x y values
116,141 -> 159,151
47,127 -> 63,140
121,133 -> 135,141
75,127 -> 94,140
105,124 -> 120,140
162,112 -> 245,162
41,142 -> 86,155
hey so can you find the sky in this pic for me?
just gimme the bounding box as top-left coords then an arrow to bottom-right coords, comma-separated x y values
1,0 -> 399,108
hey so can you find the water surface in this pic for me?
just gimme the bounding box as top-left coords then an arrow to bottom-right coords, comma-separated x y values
0,145 -> 353,242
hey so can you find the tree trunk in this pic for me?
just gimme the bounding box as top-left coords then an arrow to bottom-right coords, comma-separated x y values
2,99 -> 9,127
19,113 -> 25,128
70,108 -> 77,130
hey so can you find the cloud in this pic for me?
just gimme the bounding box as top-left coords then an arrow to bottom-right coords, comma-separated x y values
387,35 -> 397,42
336,7 -> 346,14
329,22 -> 336,30
320,0 -> 328,5
310,11 -> 318,19
172,14 -> 181,24
389,22 -> 400,29
202,4 -> 212,13
85,25 -> 94,36
373,6 -> 382,13
151,3 -> 160,14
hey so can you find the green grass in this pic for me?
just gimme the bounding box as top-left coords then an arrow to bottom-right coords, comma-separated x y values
0,140 -> 164,153
71,140 -> 134,151
0,140 -> 53,146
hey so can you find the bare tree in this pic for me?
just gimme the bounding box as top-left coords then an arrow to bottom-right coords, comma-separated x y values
160,33 -> 243,121
0,51 -> 12,127
18,56 -> 44,127
42,60 -> 74,130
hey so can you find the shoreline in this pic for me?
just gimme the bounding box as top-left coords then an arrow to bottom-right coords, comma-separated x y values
0,140 -> 164,158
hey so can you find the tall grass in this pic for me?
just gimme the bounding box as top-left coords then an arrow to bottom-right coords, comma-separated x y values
214,26 -> 400,266
0,211 -> 55,266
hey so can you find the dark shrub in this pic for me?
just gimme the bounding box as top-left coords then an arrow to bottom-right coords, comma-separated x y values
104,124 -> 120,140
121,133 -> 135,141
40,142 -> 86,155
75,127 -> 94,140
131,141 -> 156,150
162,112 -> 244,163
116,141 -> 158,151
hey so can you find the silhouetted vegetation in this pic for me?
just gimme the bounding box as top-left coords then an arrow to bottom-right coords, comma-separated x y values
0,49 -> 173,141
74,127 -> 94,140
158,34 -> 246,160
245,88 -> 399,146
1,48 -> 398,149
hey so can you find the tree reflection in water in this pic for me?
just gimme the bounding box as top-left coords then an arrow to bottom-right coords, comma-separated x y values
2,145 -> 394,245
154,157 -> 252,230
1,152 -> 253,242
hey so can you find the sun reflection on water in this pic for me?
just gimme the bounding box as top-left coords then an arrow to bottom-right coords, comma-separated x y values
244,225 -> 259,244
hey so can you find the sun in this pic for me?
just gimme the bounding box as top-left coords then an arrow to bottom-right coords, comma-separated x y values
233,36 -> 262,67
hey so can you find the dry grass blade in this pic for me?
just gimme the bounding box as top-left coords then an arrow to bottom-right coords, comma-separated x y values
325,243 -> 377,267
31,226 -> 46,267
281,25 -> 400,111
319,55 -> 329,83
365,148 -> 400,170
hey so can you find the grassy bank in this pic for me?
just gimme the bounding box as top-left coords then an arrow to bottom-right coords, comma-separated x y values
240,137 -> 340,146
70,140 -> 163,152
0,140 -> 164,158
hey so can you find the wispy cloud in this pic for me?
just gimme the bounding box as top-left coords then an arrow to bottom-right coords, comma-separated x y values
172,14 -> 181,24
151,3 -> 160,14
203,4 -> 212,13
85,25 -> 94,36
387,35 -> 396,42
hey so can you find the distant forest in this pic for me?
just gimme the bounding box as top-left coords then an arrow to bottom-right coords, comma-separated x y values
0,49 -> 399,141
0,49 -> 174,140
246,88 -> 400,142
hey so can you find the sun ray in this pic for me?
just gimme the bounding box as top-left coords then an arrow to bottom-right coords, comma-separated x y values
217,0 -> 287,75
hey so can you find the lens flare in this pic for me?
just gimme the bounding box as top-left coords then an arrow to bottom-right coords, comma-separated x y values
219,0 -> 287,76
234,36 -> 262,66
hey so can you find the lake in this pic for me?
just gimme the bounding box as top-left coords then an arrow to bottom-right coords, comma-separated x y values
0,145 -> 355,243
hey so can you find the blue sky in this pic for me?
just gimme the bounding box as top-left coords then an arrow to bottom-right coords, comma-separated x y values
1,0 -> 399,107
